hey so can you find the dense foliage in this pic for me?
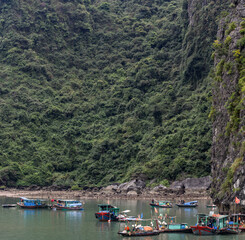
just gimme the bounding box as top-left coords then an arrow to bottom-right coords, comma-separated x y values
0,0 -> 227,188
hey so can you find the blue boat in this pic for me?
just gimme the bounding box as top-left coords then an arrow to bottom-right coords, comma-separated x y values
150,200 -> 173,208
176,200 -> 198,207
17,197 -> 48,209
52,199 -> 84,210
95,204 -> 119,221
158,216 -> 192,233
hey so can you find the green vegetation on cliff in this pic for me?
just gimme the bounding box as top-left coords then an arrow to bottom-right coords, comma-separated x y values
0,0 -> 227,188
211,0 -> 245,203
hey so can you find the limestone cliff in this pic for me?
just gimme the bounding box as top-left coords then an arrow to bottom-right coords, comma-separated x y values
211,0 -> 245,209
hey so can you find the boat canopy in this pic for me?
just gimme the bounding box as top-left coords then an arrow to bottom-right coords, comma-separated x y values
56,200 -> 81,203
20,197 -> 45,202
98,204 -> 119,213
185,201 -> 198,204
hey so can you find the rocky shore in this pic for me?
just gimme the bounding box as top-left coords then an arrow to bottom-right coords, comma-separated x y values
0,176 -> 212,200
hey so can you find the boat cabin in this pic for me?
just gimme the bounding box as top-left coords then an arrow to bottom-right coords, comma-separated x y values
167,216 -> 188,230
54,200 -> 82,208
230,214 -> 245,224
19,197 -> 46,206
196,213 -> 228,229
98,204 -> 119,215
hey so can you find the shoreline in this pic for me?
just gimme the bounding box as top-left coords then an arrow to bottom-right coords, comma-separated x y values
0,188 -> 211,201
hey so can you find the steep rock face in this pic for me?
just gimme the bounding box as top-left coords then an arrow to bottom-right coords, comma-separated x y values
211,0 -> 245,207
181,0 -> 228,87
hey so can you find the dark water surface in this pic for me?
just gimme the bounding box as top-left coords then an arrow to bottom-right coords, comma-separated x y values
0,197 -> 243,240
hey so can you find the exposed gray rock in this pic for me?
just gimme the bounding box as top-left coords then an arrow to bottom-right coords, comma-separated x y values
211,0 -> 245,208
127,191 -> 138,196
170,176 -> 212,190
118,179 -> 146,193
100,184 -> 118,193
153,185 -> 167,192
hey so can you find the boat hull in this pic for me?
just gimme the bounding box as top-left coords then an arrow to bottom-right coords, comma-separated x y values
53,204 -> 84,210
219,228 -> 240,235
239,227 -> 245,232
191,226 -> 217,235
118,231 -> 160,237
149,203 -> 172,208
95,212 -> 118,221
17,202 -> 48,209
176,204 -> 197,208
159,228 -> 192,233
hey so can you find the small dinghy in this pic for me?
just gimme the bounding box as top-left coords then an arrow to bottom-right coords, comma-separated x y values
176,200 -> 198,208
2,204 -> 17,208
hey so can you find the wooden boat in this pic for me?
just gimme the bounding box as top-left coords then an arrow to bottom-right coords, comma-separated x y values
191,214 -> 219,235
191,225 -> 218,235
230,214 -> 245,232
191,213 -> 240,235
150,200 -> 172,208
159,224 -> 192,233
118,222 -> 160,237
95,204 -> 119,221
176,200 -> 198,207
2,204 -> 17,208
158,216 -> 192,233
17,197 -> 48,209
118,230 -> 160,237
219,228 -> 240,234
52,199 -> 84,210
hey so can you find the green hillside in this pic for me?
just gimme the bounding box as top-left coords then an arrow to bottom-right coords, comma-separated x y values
0,0 -> 227,188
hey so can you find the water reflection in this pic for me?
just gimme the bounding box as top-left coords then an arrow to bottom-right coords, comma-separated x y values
1,198 -> 245,240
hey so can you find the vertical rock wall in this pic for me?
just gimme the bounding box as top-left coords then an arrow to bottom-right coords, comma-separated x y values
211,0 -> 245,210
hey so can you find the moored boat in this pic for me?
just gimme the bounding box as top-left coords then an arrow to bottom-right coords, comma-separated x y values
95,204 -> 119,221
2,204 -> 17,208
191,214 -> 219,235
191,213 -> 239,235
118,220 -> 160,237
176,200 -> 198,208
159,223 -> 192,233
150,200 -> 172,208
52,199 -> 84,210
191,225 -> 217,235
118,230 -> 160,237
158,216 -> 192,233
17,197 -> 48,209
230,214 -> 245,232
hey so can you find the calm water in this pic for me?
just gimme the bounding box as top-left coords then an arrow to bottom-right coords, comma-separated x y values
0,198 -> 243,240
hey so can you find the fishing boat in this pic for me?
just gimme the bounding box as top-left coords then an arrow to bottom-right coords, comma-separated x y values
17,197 -> 48,209
230,214 -> 245,232
158,216 -> 192,233
191,213 -> 219,235
118,220 -> 160,236
191,213 -> 239,235
118,230 -> 160,237
216,214 -> 240,235
51,199 -> 84,210
150,200 -> 172,208
176,200 -> 198,207
95,204 -> 119,221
